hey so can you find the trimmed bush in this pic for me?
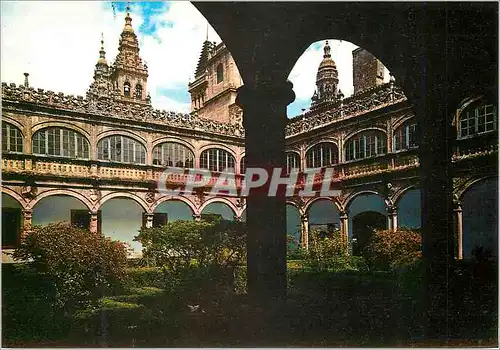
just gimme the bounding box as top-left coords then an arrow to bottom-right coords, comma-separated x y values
364,227 -> 422,271
13,222 -> 128,313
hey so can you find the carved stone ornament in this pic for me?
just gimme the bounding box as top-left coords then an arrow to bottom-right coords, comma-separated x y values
21,185 -> 38,199
145,191 -> 156,204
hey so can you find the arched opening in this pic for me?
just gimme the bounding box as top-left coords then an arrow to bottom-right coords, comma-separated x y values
100,198 -> 145,256
462,178 -> 498,260
2,193 -> 22,248
97,135 -> 146,164
394,119 -> 418,151
154,200 -> 194,222
286,204 -> 301,247
2,122 -> 24,153
345,130 -> 387,162
240,156 -> 247,175
135,84 -> 143,99
286,39 -> 390,117
397,189 -> 421,230
348,193 -> 387,252
305,142 -> 338,169
152,142 -> 194,168
32,127 -> 90,159
307,199 -> 340,233
201,201 -> 235,221
124,81 -> 131,97
32,195 -> 89,228
200,148 -> 236,172
285,152 -> 300,174
352,211 -> 386,256
216,63 -> 224,84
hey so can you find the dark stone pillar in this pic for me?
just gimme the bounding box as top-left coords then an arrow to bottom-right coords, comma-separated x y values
236,81 -> 295,303
417,82 -> 455,339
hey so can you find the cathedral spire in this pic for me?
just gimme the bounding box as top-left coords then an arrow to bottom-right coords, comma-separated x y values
97,32 -> 108,66
109,1 -> 149,104
311,40 -> 340,110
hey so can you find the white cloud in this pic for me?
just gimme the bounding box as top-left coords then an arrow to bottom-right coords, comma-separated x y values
0,1 -> 219,112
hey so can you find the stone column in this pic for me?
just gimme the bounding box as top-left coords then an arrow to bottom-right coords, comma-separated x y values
339,210 -> 349,252
144,213 -> 154,228
236,81 -> 295,302
300,213 -> 309,250
453,200 -> 463,260
89,211 -> 99,233
193,213 -> 202,221
21,209 -> 33,238
387,205 -> 398,231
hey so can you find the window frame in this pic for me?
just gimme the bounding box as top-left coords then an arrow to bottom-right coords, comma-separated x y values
97,135 -> 146,164
458,103 -> 497,139
2,122 -> 24,153
200,148 -> 235,173
152,142 -> 194,168
32,127 -> 90,159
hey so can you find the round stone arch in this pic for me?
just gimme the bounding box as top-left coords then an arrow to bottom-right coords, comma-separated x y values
304,138 -> 339,153
457,176 -> 497,201
459,176 -> 498,259
344,189 -> 385,211
150,195 -> 197,214
1,188 -> 28,209
198,143 -> 238,159
394,186 -> 421,230
2,116 -> 27,136
151,137 -> 196,155
343,127 -> 388,145
31,189 -> 93,211
304,196 -> 342,214
97,192 -> 150,213
95,129 -> 148,146
393,113 -> 416,131
199,197 -> 238,216
31,121 -> 91,139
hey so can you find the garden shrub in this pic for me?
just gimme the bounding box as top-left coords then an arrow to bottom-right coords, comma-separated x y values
126,267 -> 165,289
287,233 -> 307,260
13,222 -> 129,314
135,219 -> 247,302
305,228 -> 351,271
364,227 -> 422,271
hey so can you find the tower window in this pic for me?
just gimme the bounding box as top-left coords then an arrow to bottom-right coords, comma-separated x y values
216,63 -> 224,84
124,82 -> 131,97
135,84 -> 143,99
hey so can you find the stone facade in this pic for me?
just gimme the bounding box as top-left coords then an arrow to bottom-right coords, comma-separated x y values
2,12 -> 497,260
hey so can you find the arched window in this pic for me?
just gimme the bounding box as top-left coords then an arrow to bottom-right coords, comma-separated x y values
200,148 -> 235,172
240,156 -> 247,174
286,152 -> 301,173
135,84 -> 142,99
458,103 -> 497,139
2,122 -> 23,153
216,63 -> 224,84
306,143 -> 338,168
345,130 -> 386,161
394,121 -> 417,151
97,135 -> 146,164
152,142 -> 194,168
32,127 -> 89,159
124,81 -> 131,97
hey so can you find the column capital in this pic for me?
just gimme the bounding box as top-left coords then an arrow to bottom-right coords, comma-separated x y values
193,213 -> 202,221
300,213 -> 309,222
339,210 -> 348,219
235,80 -> 295,108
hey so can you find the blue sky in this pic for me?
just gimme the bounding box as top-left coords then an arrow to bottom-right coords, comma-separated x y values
1,1 -> 386,117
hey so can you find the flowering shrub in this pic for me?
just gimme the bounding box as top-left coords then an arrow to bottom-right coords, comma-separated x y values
13,222 -> 128,313
364,228 -> 422,270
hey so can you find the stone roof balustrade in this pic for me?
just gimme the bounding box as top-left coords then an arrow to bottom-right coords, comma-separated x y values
286,82 -> 407,137
1,82 -> 245,138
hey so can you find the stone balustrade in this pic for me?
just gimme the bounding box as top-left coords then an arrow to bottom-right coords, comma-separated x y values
2,146 -> 495,190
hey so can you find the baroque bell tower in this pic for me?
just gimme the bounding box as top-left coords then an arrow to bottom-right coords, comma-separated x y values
109,3 -> 149,104
311,41 -> 342,110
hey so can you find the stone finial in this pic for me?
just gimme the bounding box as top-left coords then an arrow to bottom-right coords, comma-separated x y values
23,72 -> 29,87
